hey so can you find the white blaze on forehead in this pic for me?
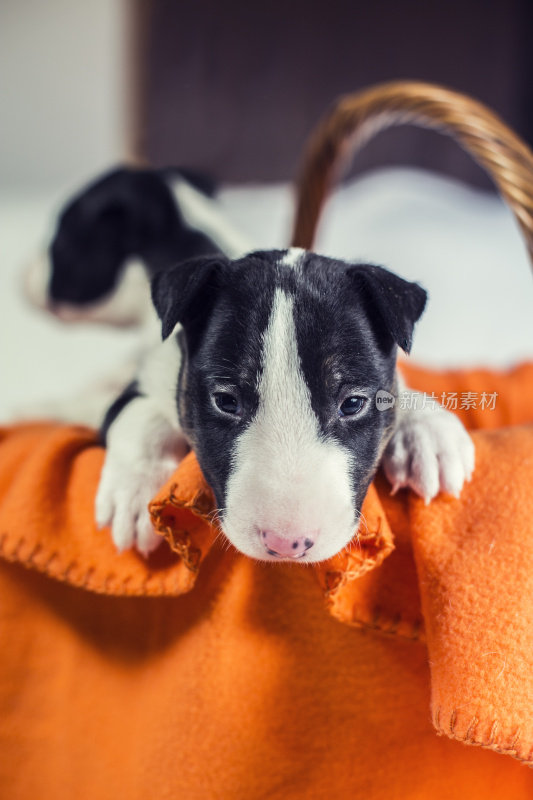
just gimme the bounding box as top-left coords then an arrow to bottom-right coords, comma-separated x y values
280,247 -> 306,270
257,288 -> 316,450
223,288 -> 356,562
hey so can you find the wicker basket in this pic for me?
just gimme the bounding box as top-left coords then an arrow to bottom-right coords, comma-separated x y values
291,81 -> 533,268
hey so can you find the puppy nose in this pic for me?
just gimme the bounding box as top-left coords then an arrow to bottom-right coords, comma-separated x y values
260,530 -> 315,559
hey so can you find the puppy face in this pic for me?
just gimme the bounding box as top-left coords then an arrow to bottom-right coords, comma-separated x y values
153,249 -> 426,562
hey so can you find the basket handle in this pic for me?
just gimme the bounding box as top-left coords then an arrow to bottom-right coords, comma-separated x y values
291,81 -> 533,267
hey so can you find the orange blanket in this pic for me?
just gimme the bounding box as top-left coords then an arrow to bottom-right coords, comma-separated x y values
0,363 -> 532,799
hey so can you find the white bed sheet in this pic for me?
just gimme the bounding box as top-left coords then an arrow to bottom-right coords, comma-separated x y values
1,167 -> 532,423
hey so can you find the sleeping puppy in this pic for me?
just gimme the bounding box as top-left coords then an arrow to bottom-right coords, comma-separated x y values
21,166 -> 253,427
24,165 -> 252,328
96,247 -> 474,561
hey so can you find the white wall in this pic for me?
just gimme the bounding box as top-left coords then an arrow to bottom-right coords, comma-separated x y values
0,0 -> 129,191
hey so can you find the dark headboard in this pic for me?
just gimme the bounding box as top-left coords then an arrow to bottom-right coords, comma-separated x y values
134,0 -> 533,188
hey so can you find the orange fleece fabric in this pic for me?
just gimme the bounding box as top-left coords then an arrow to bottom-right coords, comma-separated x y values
0,363 -> 532,799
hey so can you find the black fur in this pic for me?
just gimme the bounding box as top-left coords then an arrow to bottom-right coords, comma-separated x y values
151,255 -> 229,339
346,263 -> 427,353
100,380 -> 144,443
173,254 -> 278,501
49,166 -> 221,306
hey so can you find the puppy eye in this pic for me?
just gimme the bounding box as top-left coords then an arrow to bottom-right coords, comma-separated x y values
339,395 -> 366,417
213,392 -> 242,416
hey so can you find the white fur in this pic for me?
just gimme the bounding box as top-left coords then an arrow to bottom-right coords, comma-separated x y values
171,178 -> 253,258
22,252 -> 50,310
222,289 -> 356,562
95,334 -> 187,554
135,329 -> 183,420
280,247 -> 305,269
382,374 -> 475,502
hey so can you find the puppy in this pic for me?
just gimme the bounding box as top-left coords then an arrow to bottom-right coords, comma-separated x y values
21,166 -> 253,426
24,166 -> 252,327
96,248 -> 474,561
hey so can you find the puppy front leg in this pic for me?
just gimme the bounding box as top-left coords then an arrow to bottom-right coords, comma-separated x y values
95,396 -> 188,555
382,374 -> 475,503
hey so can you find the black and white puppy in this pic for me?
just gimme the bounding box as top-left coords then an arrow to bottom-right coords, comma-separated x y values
96,248 -> 474,561
22,166 -> 253,426
24,165 -> 252,328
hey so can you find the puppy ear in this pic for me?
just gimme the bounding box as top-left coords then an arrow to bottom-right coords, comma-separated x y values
151,256 -> 228,339
347,263 -> 427,353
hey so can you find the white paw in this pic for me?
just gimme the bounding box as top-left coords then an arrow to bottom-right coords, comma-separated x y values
95,454 -> 179,556
382,407 -> 475,503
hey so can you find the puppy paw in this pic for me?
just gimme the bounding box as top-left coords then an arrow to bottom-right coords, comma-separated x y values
382,407 -> 475,502
95,455 -> 179,556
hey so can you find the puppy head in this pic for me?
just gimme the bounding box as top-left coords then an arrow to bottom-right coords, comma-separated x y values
152,248 -> 426,562
50,168 -> 180,304
23,167 -> 186,327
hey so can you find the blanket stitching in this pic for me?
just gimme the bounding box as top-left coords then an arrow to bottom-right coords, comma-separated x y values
435,707 -> 533,766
